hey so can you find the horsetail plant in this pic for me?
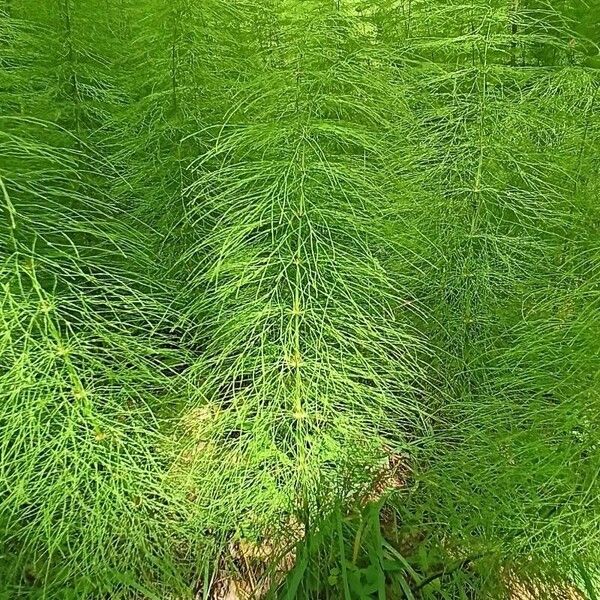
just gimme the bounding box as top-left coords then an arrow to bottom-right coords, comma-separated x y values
0,0 -> 599,598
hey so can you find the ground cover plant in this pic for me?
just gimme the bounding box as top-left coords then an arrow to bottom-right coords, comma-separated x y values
0,0 -> 598,598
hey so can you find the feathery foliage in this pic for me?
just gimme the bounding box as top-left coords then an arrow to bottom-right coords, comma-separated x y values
1,0 -> 598,597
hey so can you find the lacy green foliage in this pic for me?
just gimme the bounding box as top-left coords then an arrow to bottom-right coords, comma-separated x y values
0,0 -> 599,598
0,264 -> 182,598
0,118 -> 193,596
166,1 -> 429,538
372,2 -> 600,580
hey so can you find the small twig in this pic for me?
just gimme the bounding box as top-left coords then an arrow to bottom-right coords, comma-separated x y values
415,553 -> 487,592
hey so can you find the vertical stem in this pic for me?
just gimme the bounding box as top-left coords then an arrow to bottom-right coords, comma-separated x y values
461,25 -> 489,375
171,40 -> 178,115
471,29 -> 488,235
575,86 -> 597,193
470,9 -> 476,68
170,2 -> 180,116
510,0 -> 519,66
60,0 -> 81,133
1,174 -> 19,259
119,0 -> 131,39
293,142 -> 306,419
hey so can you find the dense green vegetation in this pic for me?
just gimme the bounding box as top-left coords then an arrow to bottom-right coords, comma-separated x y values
0,0 -> 598,598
